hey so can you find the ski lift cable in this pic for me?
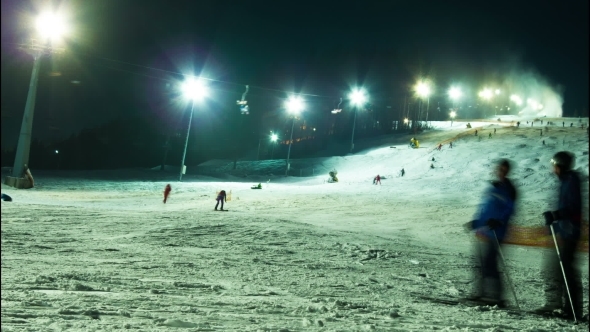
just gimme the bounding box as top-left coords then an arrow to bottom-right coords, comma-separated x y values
73,51 -> 338,99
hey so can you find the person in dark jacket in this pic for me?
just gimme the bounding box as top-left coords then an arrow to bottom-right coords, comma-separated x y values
466,159 -> 517,306
535,151 -> 583,320
215,190 -> 227,211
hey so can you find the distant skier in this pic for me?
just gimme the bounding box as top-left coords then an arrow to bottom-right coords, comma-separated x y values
475,130 -> 478,136
437,143 -> 442,151
163,184 -> 171,203
449,141 -> 453,148
400,168 -> 405,177
465,159 -> 517,307
488,133 -> 492,138
430,163 -> 435,169
494,128 -> 497,134
562,121 -> 565,127
215,190 -> 227,211
432,157 -> 435,162
373,175 -> 381,185
517,121 -> 520,127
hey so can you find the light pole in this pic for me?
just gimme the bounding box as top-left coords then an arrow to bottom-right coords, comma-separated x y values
448,87 -> 461,126
415,81 -> 431,127
349,88 -> 367,153
270,132 -> 278,159
478,88 -> 493,117
8,12 -> 67,188
285,96 -> 304,176
179,77 -> 208,182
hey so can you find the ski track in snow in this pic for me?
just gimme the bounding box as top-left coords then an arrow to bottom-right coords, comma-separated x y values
1,118 -> 589,331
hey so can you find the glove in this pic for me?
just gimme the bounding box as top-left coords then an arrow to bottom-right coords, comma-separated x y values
464,220 -> 476,232
487,219 -> 502,230
542,211 -> 555,226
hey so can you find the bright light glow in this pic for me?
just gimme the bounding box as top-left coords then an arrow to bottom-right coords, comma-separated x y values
181,78 -> 208,100
285,96 -> 304,114
450,111 -> 457,119
36,12 -> 67,42
415,82 -> 431,98
404,118 -> 409,124
495,89 -> 501,95
448,87 -> 462,100
537,104 -> 544,110
270,133 -> 278,142
349,89 -> 367,106
478,89 -> 493,100
510,94 -> 523,106
55,150 -> 59,154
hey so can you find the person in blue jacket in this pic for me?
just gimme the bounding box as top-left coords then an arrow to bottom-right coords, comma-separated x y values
466,159 -> 517,306
536,151 -> 583,321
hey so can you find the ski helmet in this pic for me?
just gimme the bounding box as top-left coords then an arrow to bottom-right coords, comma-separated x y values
550,151 -> 574,171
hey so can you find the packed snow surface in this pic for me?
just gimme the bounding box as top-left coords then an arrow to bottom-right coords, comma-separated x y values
2,118 -> 589,331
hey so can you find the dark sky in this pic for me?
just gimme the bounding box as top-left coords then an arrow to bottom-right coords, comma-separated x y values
1,0 -> 588,149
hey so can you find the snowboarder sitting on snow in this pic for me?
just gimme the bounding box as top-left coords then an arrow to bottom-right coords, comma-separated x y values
373,175 -> 381,185
465,159 -> 517,307
251,183 -> 262,189
430,163 -> 435,169
215,190 -> 227,211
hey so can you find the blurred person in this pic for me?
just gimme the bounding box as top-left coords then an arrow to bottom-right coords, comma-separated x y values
373,174 -> 381,185
465,159 -> 517,307
215,190 -> 227,210
535,151 -> 583,321
163,184 -> 171,203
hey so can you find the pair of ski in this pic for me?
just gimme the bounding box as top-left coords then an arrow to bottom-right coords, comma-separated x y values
415,294 -> 560,318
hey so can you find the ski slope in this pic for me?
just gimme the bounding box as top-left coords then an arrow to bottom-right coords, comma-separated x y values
1,118 -> 589,331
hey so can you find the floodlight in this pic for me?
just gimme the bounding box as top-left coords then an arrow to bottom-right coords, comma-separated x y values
415,82 -> 431,98
450,111 -> 457,118
36,12 -> 67,41
181,78 -> 207,100
285,96 -> 304,114
404,118 -> 409,124
349,89 -> 367,106
55,150 -> 59,154
479,89 -> 493,100
270,133 -> 278,142
448,87 -> 462,100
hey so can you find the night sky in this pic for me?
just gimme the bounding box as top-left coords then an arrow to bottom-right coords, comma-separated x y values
1,0 -> 588,151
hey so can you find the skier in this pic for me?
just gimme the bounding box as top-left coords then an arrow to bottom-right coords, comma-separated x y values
517,121 -> 520,127
535,152 -> 583,320
449,141 -> 453,148
163,184 -> 171,203
430,163 -> 435,169
400,168 -> 405,177
489,133 -> 492,138
465,159 -> 517,307
215,190 -> 227,211
373,174 -> 381,185
437,143 -> 442,151
475,130 -> 478,136
494,128 -> 497,134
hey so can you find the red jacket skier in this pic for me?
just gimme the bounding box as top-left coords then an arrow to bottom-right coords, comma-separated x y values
163,184 -> 171,203
373,175 -> 381,185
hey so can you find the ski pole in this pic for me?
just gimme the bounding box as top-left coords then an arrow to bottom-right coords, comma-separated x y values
549,223 -> 578,323
492,230 -> 520,310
